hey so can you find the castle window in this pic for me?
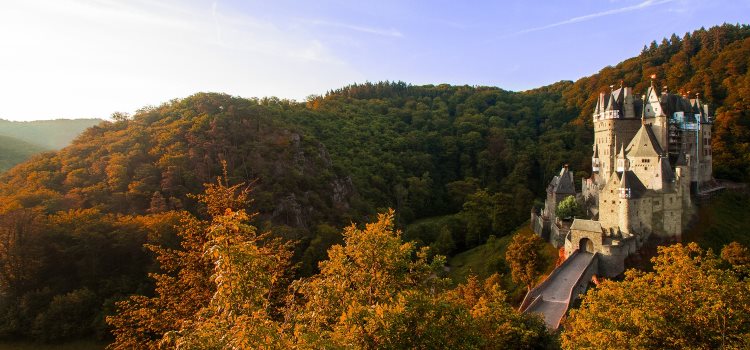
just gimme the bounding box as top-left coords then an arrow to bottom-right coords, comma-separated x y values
655,201 -> 660,205
645,166 -> 648,171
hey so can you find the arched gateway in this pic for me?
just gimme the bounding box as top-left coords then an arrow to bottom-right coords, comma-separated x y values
579,237 -> 594,253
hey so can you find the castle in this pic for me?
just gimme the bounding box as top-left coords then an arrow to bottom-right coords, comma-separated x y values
531,80 -> 716,277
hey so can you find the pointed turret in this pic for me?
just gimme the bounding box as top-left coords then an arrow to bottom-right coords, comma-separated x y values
616,144 -> 628,172
594,93 -> 602,118
619,171 -> 631,198
644,81 -> 665,118
606,92 -> 619,113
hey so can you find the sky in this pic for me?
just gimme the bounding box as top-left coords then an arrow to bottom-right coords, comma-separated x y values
0,0 -> 748,121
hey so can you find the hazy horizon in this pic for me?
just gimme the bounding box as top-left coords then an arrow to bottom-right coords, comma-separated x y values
1,0 -> 748,121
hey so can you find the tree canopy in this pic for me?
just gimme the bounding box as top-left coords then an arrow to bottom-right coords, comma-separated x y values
562,243 -> 750,350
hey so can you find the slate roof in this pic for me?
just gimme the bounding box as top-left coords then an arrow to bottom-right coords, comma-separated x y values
659,93 -> 692,117
619,171 -> 648,199
660,156 -> 675,182
606,93 -> 619,111
594,94 -> 602,114
626,124 -> 663,158
570,219 -> 603,233
547,166 -> 576,194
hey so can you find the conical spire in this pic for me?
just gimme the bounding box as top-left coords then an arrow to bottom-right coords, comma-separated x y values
594,94 -> 601,115
606,92 -> 618,112
616,143 -> 628,172
619,170 -> 629,189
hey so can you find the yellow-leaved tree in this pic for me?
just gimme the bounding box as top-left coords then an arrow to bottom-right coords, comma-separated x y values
286,209 -> 464,348
107,175 -> 294,349
562,243 -> 750,350
108,186 -> 554,349
286,210 -> 554,349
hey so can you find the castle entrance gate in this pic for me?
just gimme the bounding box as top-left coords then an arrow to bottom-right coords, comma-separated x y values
579,238 -> 594,253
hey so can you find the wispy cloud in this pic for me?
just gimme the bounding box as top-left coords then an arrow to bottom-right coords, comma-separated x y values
509,0 -> 676,36
305,19 -> 403,38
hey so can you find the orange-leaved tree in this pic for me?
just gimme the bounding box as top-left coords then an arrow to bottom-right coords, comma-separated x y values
505,232 -> 547,291
562,243 -> 750,349
107,174 -> 294,349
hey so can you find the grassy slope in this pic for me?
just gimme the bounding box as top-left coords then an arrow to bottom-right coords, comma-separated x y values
0,135 -> 48,172
447,224 -> 558,302
683,190 -> 750,252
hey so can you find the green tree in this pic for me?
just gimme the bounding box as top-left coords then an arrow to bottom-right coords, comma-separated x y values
556,195 -> 583,220
430,226 -> 456,257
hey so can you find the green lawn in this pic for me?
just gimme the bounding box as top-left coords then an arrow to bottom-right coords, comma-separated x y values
447,224 -> 558,302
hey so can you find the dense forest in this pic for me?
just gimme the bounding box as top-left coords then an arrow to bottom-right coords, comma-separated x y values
0,24 -> 749,347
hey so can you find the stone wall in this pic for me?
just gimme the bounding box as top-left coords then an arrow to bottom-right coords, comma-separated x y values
566,225 -> 634,278
550,221 -> 569,248
530,211 -> 549,241
595,239 -> 634,277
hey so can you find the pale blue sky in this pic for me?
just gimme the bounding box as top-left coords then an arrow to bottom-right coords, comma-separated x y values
0,0 -> 747,121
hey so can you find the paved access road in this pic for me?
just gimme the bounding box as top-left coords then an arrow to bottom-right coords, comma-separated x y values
525,251 -> 595,328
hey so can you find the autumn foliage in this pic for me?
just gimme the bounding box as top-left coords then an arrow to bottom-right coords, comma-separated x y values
562,243 -> 750,349
106,180 -> 554,349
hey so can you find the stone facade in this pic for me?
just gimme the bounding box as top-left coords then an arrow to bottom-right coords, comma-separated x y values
533,81 -> 713,277
530,165 -> 576,248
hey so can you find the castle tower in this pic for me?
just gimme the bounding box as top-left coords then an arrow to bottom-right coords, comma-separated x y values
692,93 -> 713,185
643,81 -> 669,152
593,87 -> 642,181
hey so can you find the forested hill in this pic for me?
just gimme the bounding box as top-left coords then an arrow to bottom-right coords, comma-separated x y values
0,119 -> 102,172
0,118 -> 102,150
0,135 -> 48,173
0,23 -> 748,343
